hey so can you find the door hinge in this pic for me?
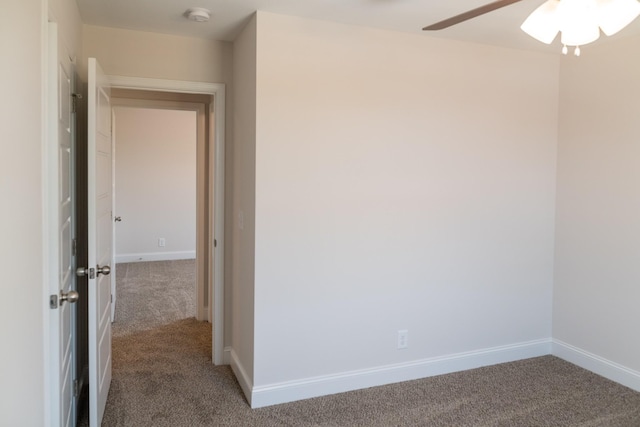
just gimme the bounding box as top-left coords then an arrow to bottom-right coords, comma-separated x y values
111,294 -> 113,303
73,379 -> 80,398
71,93 -> 82,113
72,238 -> 77,257
50,294 -> 58,309
214,239 -> 217,248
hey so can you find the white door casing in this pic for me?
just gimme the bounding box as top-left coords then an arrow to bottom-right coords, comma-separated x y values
87,57 -> 113,426
107,76 -> 226,365
110,113 -> 117,322
47,22 -> 76,427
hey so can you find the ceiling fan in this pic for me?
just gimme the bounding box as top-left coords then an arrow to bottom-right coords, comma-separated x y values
422,0 -> 522,31
422,0 -> 640,56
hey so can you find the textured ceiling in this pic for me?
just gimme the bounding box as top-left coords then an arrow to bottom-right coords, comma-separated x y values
75,0 -> 640,53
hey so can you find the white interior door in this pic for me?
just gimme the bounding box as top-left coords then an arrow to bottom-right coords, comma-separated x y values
87,57 -> 113,426
47,22 -> 77,427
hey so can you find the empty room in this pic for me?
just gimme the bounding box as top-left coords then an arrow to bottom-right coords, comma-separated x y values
3,0 -> 640,426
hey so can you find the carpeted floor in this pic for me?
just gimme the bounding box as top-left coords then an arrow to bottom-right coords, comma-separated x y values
96,260 -> 640,426
103,321 -> 640,426
112,259 -> 196,337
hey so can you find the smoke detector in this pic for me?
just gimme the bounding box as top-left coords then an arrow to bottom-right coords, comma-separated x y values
185,7 -> 211,22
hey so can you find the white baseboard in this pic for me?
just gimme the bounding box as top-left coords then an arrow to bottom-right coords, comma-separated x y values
249,338 -> 552,408
230,349 -> 254,406
552,339 -> 640,392
222,346 -> 232,365
115,251 -> 196,263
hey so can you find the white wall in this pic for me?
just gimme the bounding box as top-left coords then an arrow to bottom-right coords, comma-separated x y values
114,107 -> 197,262
82,25 -> 232,84
1,0 -> 82,425
247,12 -> 560,406
0,1 -> 46,425
48,0 -> 82,59
230,14 -> 257,394
554,35 -> 640,386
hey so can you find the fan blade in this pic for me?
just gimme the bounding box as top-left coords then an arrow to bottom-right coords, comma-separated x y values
423,0 -> 523,31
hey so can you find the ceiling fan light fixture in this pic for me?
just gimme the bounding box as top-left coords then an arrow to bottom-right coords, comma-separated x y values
421,0 -> 640,55
557,0 -> 601,46
597,0 -> 640,35
559,23 -> 600,46
520,0 -> 561,44
521,0 -> 640,53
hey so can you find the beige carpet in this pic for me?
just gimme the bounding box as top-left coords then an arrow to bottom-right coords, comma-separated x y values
112,259 -> 196,337
98,260 -> 640,426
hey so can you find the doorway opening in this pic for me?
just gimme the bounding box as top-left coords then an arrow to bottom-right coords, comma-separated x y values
111,91 -> 209,317
74,80 -> 226,425
112,103 -> 199,334
105,84 -> 226,357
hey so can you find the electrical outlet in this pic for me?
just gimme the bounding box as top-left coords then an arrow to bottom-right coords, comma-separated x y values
158,238 -> 166,247
397,330 -> 408,349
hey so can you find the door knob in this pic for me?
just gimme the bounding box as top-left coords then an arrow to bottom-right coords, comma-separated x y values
77,266 -> 110,278
60,290 -> 79,304
76,267 -> 92,278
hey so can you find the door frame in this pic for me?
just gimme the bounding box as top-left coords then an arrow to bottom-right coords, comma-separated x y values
110,98 -> 206,321
108,76 -> 226,365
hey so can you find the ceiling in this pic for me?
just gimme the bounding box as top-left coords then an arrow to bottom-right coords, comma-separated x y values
75,0 -> 640,54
